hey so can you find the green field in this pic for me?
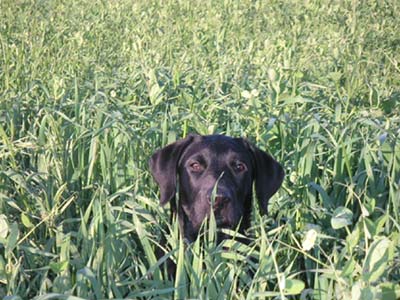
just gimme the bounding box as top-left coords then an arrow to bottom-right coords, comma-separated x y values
1,0 -> 399,299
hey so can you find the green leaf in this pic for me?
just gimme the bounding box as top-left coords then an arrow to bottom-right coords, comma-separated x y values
346,225 -> 360,252
284,279 -> 305,295
174,237 -> 187,300
131,208 -> 159,277
294,71 -> 304,79
0,255 -> 6,282
309,182 -> 332,208
149,83 -> 163,105
328,71 -> 342,82
365,215 -> 389,237
341,257 -> 357,278
21,213 -> 34,228
38,114 -> 49,146
241,90 -> 252,99
380,282 -> 400,300
331,206 -> 353,229
33,293 -> 87,300
268,68 -> 277,82
77,267 -> 101,299
147,70 -> 164,106
0,214 -> 9,239
351,281 -> 362,300
6,222 -> 19,255
302,229 -> 318,251
360,286 -> 376,300
50,261 -> 69,274
3,296 -> 23,300
364,198 -> 376,215
362,237 -> 390,283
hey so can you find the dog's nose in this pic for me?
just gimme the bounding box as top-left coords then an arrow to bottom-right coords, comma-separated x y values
209,194 -> 230,209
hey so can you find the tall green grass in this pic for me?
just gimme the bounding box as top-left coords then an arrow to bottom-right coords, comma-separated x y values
0,0 -> 399,299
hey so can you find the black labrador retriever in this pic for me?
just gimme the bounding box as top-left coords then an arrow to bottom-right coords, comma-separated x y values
149,134 -> 284,242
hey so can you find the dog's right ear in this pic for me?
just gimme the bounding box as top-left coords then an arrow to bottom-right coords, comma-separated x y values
149,134 -> 196,205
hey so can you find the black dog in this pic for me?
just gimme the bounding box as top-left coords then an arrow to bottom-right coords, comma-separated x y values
149,134 -> 284,242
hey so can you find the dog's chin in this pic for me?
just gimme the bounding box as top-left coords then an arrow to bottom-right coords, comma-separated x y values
216,220 -> 236,231
216,232 -> 230,244
185,221 -> 238,244
215,213 -> 241,229
215,220 -> 240,243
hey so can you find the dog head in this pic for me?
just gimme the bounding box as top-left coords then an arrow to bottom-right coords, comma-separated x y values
149,134 -> 284,242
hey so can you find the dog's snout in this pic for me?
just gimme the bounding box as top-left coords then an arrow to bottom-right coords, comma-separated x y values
214,195 -> 230,206
208,194 -> 231,208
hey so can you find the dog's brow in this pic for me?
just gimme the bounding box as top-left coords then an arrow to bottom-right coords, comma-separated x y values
186,152 -> 208,164
225,149 -> 248,160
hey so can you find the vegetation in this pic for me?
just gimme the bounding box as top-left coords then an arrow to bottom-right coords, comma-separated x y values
0,0 -> 399,299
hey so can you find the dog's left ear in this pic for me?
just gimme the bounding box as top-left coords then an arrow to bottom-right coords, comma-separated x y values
245,141 -> 284,214
149,134 -> 196,206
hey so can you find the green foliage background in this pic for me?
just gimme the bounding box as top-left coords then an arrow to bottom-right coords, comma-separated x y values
0,0 -> 399,299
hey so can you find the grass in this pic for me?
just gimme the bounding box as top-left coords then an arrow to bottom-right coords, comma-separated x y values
0,0 -> 399,299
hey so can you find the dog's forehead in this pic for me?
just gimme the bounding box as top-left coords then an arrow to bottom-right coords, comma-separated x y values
182,135 -> 250,161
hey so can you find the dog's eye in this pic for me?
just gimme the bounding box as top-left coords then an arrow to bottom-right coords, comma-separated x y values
189,162 -> 203,172
233,162 -> 247,172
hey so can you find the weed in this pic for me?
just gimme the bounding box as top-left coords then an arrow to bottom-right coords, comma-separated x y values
0,0 -> 399,299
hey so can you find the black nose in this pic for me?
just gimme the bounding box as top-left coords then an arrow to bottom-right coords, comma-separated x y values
209,194 -> 230,209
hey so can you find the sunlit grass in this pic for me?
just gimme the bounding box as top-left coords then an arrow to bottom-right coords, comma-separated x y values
0,0 -> 399,299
